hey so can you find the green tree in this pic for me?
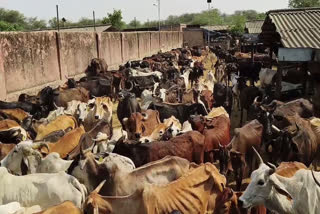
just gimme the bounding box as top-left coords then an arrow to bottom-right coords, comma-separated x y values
289,0 -> 320,8
127,19 -> 142,29
102,9 -> 125,30
230,15 -> 247,35
25,17 -> 47,30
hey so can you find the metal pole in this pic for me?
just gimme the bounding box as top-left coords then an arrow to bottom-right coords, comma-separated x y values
93,11 -> 96,32
158,0 -> 161,51
207,3 -> 210,46
56,5 -> 60,31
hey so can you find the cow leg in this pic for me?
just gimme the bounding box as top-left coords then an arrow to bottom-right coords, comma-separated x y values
240,107 -> 243,126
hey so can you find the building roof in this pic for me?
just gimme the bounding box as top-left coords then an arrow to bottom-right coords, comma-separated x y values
245,20 -> 264,34
201,25 -> 230,31
266,8 -> 320,49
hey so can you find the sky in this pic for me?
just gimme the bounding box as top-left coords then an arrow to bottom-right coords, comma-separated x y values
0,0 -> 289,23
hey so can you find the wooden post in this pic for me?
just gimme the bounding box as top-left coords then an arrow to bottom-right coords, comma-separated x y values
275,64 -> 282,99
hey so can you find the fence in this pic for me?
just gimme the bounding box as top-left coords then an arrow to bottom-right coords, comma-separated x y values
0,31 -> 183,101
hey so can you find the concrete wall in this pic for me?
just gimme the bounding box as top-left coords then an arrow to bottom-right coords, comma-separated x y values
99,32 -> 122,70
183,30 -> 204,47
0,31 -> 182,101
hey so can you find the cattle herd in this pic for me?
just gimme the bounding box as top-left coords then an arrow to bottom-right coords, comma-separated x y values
0,46 -> 319,214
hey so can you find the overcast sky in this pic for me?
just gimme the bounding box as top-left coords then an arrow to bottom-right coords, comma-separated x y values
0,0 -> 289,23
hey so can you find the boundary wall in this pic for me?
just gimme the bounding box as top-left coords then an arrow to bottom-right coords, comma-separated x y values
0,31 -> 183,101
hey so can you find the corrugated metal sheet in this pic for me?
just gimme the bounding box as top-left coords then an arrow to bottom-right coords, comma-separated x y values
245,20 -> 264,34
201,25 -> 230,31
268,8 -> 320,49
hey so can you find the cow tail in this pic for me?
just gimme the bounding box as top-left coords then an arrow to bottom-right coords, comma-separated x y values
71,176 -> 88,205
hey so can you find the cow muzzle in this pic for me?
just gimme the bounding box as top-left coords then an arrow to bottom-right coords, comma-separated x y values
95,115 -> 100,120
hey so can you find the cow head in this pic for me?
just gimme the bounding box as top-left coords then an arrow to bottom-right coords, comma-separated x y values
76,102 -> 90,124
239,148 -> 293,211
118,90 -> 135,101
87,97 -> 113,123
188,115 -> 205,133
123,110 -> 160,140
0,141 -> 49,175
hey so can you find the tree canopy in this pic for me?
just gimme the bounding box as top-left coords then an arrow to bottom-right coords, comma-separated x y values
102,9 -> 126,30
289,0 -> 320,8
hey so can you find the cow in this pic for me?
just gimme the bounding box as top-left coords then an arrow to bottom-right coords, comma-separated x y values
117,90 -> 141,129
226,120 -> 263,190
259,68 -> 277,88
34,115 -> 78,141
67,119 -> 112,160
41,126 -> 85,159
0,108 -> 29,123
84,97 -> 113,132
53,87 -> 90,108
200,90 -> 214,111
71,151 -> 135,194
0,202 -> 41,214
0,140 -> 72,175
189,114 -> 230,164
139,116 -> 182,143
123,110 -> 161,140
263,98 -> 313,129
148,102 -> 208,124
0,101 -> 46,120
84,163 -> 226,214
35,201 -> 81,214
0,119 -> 28,143
239,151 -> 320,214
267,115 -> 319,166
113,131 -> 205,167
0,143 -> 15,160
213,83 -> 233,116
0,167 -> 86,209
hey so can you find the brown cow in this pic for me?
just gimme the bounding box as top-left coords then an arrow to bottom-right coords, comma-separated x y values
54,87 -> 90,108
123,110 -> 161,140
0,119 -> 28,143
226,120 -> 263,190
267,115 -> 319,166
189,114 -> 230,164
201,90 -> 214,111
40,126 -> 85,159
35,201 -> 82,214
0,143 -> 15,160
35,115 -> 77,141
84,163 -> 226,214
0,108 -> 29,123
113,131 -> 205,167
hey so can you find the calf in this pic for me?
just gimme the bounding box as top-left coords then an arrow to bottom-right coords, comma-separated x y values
189,114 -> 230,164
113,131 -> 205,167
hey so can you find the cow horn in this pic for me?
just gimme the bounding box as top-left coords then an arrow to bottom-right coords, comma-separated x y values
127,81 -> 134,91
253,96 -> 261,106
266,162 -> 277,175
295,122 -> 300,132
32,143 -> 50,152
252,147 -> 264,165
312,170 -> 320,188
272,125 -> 281,133
53,102 -> 59,109
31,149 -> 43,161
94,180 -> 107,194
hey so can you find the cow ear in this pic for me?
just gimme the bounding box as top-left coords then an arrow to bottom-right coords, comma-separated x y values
269,176 -> 293,201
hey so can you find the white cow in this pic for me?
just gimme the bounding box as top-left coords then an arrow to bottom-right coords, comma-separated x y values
0,202 -> 41,214
240,149 -> 320,214
259,68 -> 277,88
0,167 -> 86,209
181,68 -> 192,90
1,141 -> 73,175
129,68 -> 162,80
